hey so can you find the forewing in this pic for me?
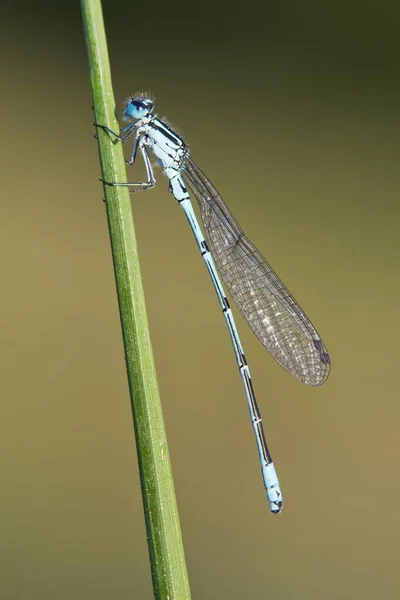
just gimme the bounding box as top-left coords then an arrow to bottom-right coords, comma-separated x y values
182,157 -> 330,386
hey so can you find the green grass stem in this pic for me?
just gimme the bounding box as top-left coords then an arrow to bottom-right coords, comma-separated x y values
80,1 -> 191,597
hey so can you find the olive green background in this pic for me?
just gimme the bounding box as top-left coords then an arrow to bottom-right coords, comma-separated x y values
1,1 -> 399,598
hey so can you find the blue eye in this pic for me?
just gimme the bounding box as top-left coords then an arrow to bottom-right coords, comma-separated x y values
125,101 -> 144,119
124,98 -> 154,120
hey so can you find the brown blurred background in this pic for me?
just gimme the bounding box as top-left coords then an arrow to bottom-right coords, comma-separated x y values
1,1 -> 399,598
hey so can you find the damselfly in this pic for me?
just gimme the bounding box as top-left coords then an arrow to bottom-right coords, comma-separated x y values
95,93 -> 331,514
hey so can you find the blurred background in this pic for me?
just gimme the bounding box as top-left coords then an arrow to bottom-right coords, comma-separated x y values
1,1 -> 399,598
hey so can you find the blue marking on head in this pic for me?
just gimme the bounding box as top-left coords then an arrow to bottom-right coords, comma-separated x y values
124,97 -> 154,120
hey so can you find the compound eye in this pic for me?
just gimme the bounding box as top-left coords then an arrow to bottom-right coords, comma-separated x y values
125,100 -> 147,119
123,95 -> 155,120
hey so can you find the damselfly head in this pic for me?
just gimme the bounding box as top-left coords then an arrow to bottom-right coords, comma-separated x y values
123,93 -> 154,121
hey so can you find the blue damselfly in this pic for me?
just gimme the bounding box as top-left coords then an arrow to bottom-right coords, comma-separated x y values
95,93 -> 331,514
